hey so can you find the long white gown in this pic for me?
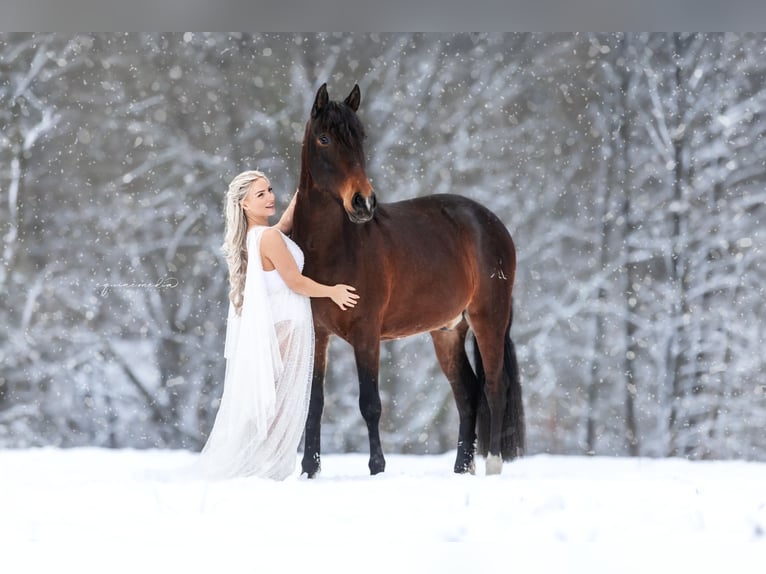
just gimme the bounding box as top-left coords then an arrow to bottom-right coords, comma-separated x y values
196,226 -> 314,480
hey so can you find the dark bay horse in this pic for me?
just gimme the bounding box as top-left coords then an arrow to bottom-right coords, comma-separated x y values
292,84 -> 525,476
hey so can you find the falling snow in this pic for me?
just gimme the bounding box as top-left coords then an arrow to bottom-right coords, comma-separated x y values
1,34 -> 765,463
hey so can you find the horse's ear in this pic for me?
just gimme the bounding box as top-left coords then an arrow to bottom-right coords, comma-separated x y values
344,84 -> 361,112
312,83 -> 329,119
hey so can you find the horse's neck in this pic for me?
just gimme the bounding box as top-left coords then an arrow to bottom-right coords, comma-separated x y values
293,185 -> 347,252
295,128 -> 346,248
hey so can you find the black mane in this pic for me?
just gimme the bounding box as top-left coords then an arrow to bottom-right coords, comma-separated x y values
317,100 -> 366,150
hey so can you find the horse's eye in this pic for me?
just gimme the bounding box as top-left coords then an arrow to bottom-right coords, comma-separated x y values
318,134 -> 330,146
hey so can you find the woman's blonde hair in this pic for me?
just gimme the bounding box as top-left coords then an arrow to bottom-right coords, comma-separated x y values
222,170 -> 268,314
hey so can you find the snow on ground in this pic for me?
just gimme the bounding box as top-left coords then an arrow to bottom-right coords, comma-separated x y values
1,448 -> 765,573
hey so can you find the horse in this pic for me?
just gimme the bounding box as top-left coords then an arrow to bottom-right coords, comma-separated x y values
291,83 -> 525,477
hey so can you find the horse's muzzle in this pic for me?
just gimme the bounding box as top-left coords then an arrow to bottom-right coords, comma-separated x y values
349,191 -> 377,223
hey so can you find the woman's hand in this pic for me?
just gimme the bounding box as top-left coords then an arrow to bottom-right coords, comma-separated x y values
275,189 -> 299,235
331,284 -> 359,310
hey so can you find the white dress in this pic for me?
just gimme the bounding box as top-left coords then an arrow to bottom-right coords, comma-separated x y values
197,226 -> 314,480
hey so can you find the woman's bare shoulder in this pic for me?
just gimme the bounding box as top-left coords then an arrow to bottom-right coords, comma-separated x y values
260,226 -> 288,252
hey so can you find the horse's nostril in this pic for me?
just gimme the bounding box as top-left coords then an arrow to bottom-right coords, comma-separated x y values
352,191 -> 376,215
353,193 -> 366,210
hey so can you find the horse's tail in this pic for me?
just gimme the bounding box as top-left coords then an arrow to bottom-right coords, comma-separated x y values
474,302 -> 526,460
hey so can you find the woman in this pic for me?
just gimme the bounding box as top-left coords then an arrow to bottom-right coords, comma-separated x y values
197,169 -> 358,480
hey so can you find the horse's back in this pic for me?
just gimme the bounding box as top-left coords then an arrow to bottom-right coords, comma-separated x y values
370,193 -> 515,337
377,193 -> 515,266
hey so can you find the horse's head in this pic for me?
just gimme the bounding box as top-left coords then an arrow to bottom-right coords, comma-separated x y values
303,83 -> 377,224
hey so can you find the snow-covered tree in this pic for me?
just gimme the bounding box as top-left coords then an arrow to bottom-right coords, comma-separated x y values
1,33 -> 764,461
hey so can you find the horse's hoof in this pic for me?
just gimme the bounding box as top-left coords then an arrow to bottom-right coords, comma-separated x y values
453,459 -> 475,475
485,454 -> 503,476
301,458 -> 321,479
369,455 -> 386,475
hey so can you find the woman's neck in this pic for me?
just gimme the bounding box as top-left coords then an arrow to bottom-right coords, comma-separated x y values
247,215 -> 270,229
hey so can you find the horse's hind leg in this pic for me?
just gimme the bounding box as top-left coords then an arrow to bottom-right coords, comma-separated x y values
301,328 -> 330,478
430,321 -> 479,474
469,305 -> 510,475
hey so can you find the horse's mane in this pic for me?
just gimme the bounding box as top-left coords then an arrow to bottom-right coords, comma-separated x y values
318,101 -> 366,149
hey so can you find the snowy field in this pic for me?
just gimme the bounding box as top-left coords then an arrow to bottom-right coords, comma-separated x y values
2,448 -> 765,573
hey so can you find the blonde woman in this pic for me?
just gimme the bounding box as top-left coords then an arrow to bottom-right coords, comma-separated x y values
198,170 -> 358,480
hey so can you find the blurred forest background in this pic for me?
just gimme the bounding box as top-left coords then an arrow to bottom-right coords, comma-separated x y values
1,33 -> 764,460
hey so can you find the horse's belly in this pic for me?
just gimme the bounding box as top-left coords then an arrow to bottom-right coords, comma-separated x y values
379,307 -> 465,340
378,270 -> 472,338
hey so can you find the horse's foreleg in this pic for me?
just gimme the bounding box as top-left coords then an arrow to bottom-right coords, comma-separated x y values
430,324 -> 479,474
353,338 -> 385,475
301,329 -> 330,478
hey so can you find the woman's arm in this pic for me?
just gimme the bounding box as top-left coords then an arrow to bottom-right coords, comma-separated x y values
274,190 -> 298,235
260,227 -> 359,310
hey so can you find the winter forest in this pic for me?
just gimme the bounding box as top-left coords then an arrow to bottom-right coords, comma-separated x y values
1,33 -> 764,462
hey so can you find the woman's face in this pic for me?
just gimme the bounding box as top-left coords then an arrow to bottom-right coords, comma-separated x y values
241,178 -> 275,220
